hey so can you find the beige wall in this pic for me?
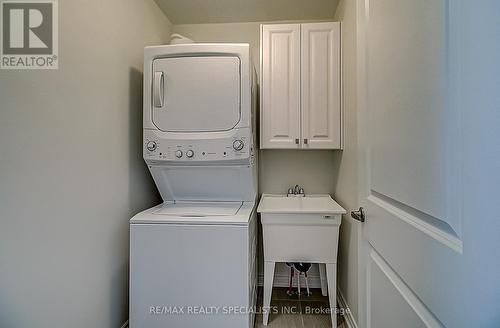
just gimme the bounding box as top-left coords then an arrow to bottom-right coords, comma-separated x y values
0,1 -> 170,327
333,0 -> 360,323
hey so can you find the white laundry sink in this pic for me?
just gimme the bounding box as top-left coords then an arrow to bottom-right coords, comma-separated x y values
257,194 -> 346,326
258,193 -> 345,214
257,194 -> 346,262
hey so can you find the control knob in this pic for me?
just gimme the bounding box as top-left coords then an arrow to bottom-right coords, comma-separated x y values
175,150 -> 183,158
186,150 -> 194,158
146,141 -> 157,151
232,139 -> 244,151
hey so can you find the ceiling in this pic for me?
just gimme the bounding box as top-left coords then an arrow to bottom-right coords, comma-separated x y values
154,0 -> 338,24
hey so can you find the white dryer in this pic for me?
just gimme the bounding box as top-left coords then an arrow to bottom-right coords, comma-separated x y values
130,44 -> 258,328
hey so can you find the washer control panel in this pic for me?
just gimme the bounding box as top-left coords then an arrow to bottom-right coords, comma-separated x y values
144,131 -> 251,162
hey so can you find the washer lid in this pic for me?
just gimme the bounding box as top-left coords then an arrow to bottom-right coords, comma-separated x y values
151,201 -> 243,217
130,201 -> 255,225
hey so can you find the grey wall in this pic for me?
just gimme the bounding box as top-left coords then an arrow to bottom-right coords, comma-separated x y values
174,14 -> 360,321
155,0 -> 337,24
0,1 -> 171,327
173,21 -> 340,282
333,0 -> 361,323
172,22 -> 339,197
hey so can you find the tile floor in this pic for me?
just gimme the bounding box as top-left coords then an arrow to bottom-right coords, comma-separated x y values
254,287 -> 347,328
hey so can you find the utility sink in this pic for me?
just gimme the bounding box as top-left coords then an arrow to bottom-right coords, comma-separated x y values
257,194 -> 346,214
257,194 -> 346,262
257,194 -> 346,326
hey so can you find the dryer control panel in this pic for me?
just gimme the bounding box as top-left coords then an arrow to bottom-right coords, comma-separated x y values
143,130 -> 253,163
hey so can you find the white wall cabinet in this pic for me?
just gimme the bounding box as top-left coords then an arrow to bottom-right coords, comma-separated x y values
260,24 -> 301,149
260,22 -> 342,149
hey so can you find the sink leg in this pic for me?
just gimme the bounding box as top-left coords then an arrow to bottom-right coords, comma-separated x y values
297,268 -> 301,295
326,263 -> 337,328
319,263 -> 328,296
263,261 -> 275,326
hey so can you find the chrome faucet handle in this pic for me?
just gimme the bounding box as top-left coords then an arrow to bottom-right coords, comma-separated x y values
287,188 -> 294,196
299,188 -> 304,195
294,184 -> 300,194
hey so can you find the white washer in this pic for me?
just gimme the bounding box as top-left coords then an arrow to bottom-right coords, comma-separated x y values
130,202 -> 257,328
130,44 -> 258,328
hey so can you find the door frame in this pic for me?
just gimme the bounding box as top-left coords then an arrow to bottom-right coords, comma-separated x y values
355,1 -> 369,326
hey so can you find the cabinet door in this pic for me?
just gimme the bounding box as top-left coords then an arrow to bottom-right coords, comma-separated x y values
301,22 -> 341,149
260,24 -> 301,149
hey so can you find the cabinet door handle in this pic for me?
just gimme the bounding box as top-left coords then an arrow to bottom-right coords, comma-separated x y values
304,138 -> 308,145
295,138 -> 299,145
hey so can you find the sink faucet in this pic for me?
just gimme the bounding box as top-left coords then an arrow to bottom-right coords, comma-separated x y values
294,184 -> 300,194
287,185 -> 305,197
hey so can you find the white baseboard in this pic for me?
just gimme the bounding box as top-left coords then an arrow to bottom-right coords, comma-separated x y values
257,273 -> 324,289
337,290 -> 358,328
120,320 -> 128,328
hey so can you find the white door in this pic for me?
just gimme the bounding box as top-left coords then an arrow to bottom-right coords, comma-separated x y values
356,1 -> 500,328
301,22 -> 341,149
152,56 -> 241,132
260,24 -> 301,149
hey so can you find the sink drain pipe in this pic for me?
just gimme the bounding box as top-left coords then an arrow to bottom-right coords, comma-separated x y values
286,262 -> 312,296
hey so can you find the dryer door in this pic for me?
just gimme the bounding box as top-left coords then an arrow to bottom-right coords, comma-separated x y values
151,56 -> 241,132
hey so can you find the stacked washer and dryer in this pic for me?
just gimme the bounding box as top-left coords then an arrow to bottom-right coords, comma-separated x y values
129,44 -> 258,328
